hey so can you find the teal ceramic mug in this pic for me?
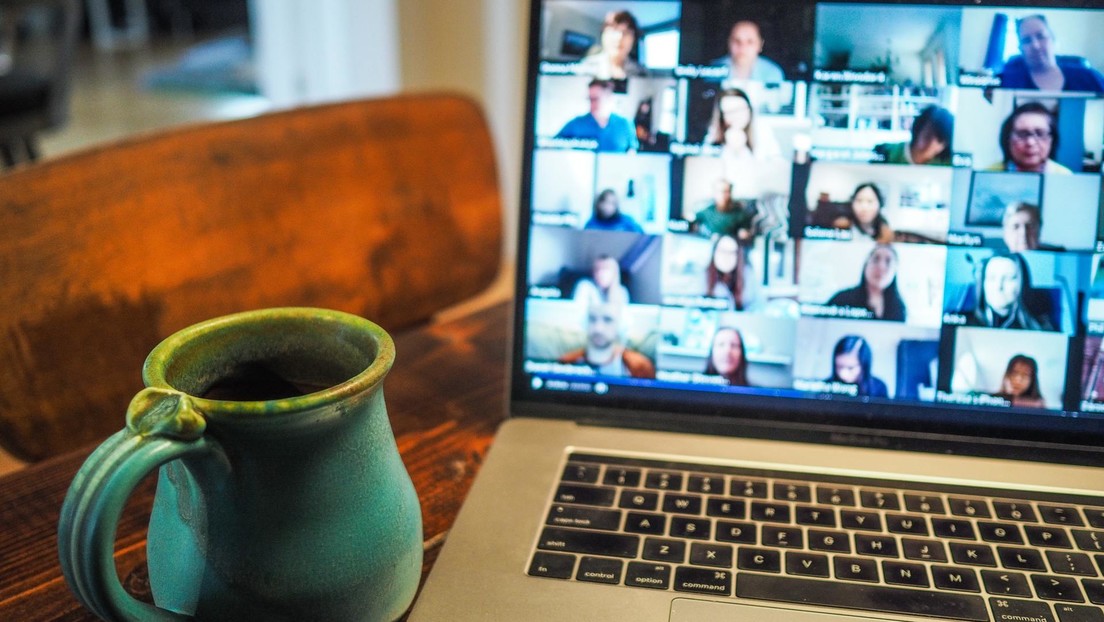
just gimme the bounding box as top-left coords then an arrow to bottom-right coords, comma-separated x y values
58,308 -> 422,621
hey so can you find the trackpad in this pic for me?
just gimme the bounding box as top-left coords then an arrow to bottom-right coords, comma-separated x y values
671,598 -> 866,621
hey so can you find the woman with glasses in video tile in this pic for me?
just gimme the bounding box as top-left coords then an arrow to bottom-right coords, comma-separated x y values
826,336 -> 888,399
988,102 -> 1071,174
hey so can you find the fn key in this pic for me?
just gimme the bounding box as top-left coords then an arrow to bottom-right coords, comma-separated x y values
528,552 -> 575,579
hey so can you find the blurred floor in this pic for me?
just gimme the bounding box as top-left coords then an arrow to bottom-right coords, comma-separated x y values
40,37 -> 270,159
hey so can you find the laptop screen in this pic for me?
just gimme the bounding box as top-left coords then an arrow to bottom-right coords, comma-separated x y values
512,0 -> 1104,456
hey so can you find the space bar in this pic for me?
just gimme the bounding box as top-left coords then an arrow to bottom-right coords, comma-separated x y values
736,574 -> 988,621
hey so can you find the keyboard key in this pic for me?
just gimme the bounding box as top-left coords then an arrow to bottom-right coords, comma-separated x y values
841,510 -> 881,531
979,521 -> 1024,544
860,488 -> 901,510
537,527 -> 639,558
730,478 -> 768,499
903,538 -> 948,562
625,562 -> 671,590
1073,530 -> 1104,552
795,505 -> 837,527
1028,525 -> 1074,549
687,474 -> 723,495
1054,603 -> 1104,621
904,494 -> 946,514
762,525 -> 803,549
950,497 -> 992,519
855,534 -> 899,557
624,512 -> 665,535
774,482 -> 812,503
602,467 -> 641,487
738,547 -> 781,573
645,471 -> 683,491
994,501 -> 1038,523
642,537 -> 685,563
618,490 -> 658,511
670,516 -> 710,539
883,561 -> 929,588
737,574 -> 988,621
808,529 -> 851,553
1084,578 -> 1104,605
950,543 -> 997,567
1048,551 -> 1098,576
932,518 -> 975,540
554,484 -> 615,507
715,520 -> 756,544
1087,509 -> 1104,529
988,598 -> 1055,622
576,556 -> 622,584
546,505 -> 622,531
981,570 -> 1032,597
887,514 -> 930,536
528,552 -> 575,579
786,552 -> 830,578
1033,575 -> 1085,602
750,502 -> 791,523
689,542 -> 733,568
933,565 -> 981,592
834,556 -> 879,582
1041,505 -> 1086,527
998,546 -> 1047,571
673,566 -> 731,596
705,497 -> 746,519
662,493 -> 702,515
817,486 -> 856,507
561,463 -> 600,483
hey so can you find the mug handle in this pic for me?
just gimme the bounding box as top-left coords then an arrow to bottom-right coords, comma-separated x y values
58,388 -> 221,622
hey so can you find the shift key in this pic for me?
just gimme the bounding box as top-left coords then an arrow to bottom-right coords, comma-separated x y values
538,527 -> 640,558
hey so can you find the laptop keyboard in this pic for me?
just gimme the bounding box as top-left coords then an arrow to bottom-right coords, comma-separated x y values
527,452 -> 1104,622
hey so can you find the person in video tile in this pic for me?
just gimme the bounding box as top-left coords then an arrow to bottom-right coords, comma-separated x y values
555,79 -> 639,152
966,254 -> 1055,331
584,188 -> 643,233
704,327 -> 750,386
988,102 -> 1070,174
1001,202 -> 1044,253
711,20 -> 784,84
873,106 -> 955,166
579,10 -> 645,80
998,15 -> 1104,93
692,178 -> 754,239
706,234 -> 746,310
558,302 -> 655,378
572,255 -> 631,307
833,183 -> 894,244
827,335 -> 888,398
993,354 -> 1046,408
827,244 -> 907,322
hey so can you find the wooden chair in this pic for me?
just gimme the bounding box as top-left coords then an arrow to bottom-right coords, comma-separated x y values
0,93 -> 503,461
0,0 -> 82,167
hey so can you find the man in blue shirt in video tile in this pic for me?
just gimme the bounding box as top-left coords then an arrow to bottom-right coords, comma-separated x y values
555,79 -> 638,152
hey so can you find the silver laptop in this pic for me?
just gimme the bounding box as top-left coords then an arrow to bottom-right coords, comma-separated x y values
411,1 -> 1104,620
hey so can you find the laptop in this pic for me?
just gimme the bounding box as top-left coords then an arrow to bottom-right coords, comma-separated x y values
411,1 -> 1104,620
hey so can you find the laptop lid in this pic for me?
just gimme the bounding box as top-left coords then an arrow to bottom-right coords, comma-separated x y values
509,0 -> 1104,465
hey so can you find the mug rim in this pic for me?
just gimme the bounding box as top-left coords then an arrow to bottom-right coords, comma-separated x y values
142,307 -> 395,420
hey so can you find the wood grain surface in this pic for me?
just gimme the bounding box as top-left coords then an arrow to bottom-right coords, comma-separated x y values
0,300 -> 510,621
0,93 -> 502,461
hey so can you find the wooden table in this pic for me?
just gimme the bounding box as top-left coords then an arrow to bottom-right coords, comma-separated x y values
0,301 -> 511,621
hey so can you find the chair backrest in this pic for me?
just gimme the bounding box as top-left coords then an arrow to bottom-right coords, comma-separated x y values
0,93 -> 503,461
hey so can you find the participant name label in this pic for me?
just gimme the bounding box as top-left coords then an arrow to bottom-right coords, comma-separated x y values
936,391 -> 1010,407
814,69 -> 886,84
946,232 -> 983,247
801,304 -> 874,320
793,378 -> 858,397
